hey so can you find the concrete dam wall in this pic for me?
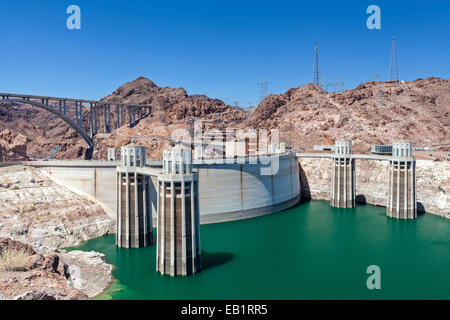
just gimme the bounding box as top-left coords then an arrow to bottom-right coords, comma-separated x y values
32,155 -> 301,224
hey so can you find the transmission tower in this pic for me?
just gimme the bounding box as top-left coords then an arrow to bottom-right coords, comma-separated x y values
334,78 -> 344,93
323,81 -> 332,93
389,37 -> 399,81
374,72 -> 380,81
312,41 -> 320,86
258,78 -> 269,103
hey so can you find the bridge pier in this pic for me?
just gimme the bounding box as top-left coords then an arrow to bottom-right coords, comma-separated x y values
94,103 -> 98,134
157,145 -> 201,276
75,101 -> 78,125
128,106 -> 131,127
108,104 -> 111,133
387,141 -> 417,219
330,140 -> 355,208
103,104 -> 107,133
116,142 -> 153,248
90,103 -> 94,137
121,104 -> 124,126
79,103 -> 83,128
116,107 -> 120,129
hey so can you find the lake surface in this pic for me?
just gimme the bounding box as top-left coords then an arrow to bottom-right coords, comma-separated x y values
71,201 -> 450,300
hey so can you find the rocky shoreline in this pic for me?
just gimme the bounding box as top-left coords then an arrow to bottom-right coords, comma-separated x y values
0,165 -> 115,300
0,237 -> 112,300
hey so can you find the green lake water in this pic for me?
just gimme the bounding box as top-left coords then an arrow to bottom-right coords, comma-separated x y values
71,201 -> 450,300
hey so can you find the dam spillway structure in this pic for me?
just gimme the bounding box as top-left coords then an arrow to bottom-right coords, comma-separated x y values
387,141 -> 417,219
330,140 -> 356,208
157,145 -> 201,276
116,142 -> 153,248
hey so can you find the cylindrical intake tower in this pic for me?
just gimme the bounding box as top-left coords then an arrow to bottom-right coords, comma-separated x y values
387,141 -> 417,219
116,142 -> 153,248
157,145 -> 201,276
330,140 -> 356,208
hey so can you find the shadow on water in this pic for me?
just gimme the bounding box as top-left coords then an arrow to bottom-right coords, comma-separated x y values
201,251 -> 234,270
355,194 -> 366,205
417,202 -> 425,216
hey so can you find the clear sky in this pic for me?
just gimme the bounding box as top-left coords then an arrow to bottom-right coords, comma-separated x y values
0,0 -> 448,107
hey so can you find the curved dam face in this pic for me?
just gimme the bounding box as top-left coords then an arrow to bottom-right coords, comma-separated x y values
197,155 -> 301,223
27,154 -> 301,224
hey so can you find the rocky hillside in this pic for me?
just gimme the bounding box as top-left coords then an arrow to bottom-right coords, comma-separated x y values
102,77 -> 247,124
0,77 -> 448,160
0,237 -> 112,300
0,77 -> 248,160
0,103 -> 89,160
92,77 -> 248,159
247,77 -> 449,152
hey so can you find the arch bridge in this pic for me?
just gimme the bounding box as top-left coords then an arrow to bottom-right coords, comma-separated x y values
0,92 -> 151,159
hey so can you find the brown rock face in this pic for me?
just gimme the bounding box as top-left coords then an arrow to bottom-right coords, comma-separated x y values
0,238 -> 89,300
0,129 -> 30,161
102,77 -> 246,123
0,102 -> 89,160
0,238 -> 36,256
93,77 -> 248,160
246,78 -> 449,152
0,77 -> 448,161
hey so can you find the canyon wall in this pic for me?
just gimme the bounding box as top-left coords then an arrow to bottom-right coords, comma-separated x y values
298,158 -> 450,219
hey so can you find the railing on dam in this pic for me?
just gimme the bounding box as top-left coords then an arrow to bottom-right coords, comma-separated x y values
296,153 -> 392,161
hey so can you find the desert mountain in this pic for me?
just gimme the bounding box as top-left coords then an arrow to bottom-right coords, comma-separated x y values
246,77 -> 449,152
0,76 -> 448,161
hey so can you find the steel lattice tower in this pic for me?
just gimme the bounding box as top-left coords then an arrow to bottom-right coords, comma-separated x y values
258,78 -> 269,103
389,38 -> 399,81
312,42 -> 320,86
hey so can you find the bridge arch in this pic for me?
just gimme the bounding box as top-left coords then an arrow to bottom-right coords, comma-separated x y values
0,98 -> 94,155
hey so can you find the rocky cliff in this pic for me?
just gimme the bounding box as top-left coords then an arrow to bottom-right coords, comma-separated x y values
1,77 -> 447,161
298,158 -> 450,219
0,103 -> 88,160
0,165 -> 115,249
248,78 -> 449,152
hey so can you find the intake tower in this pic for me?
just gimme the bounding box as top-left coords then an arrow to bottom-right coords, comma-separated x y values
116,142 -> 153,248
387,141 -> 417,219
157,145 -> 201,276
330,140 -> 356,208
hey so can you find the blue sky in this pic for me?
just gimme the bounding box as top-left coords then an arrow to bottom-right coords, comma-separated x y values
0,0 -> 448,107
